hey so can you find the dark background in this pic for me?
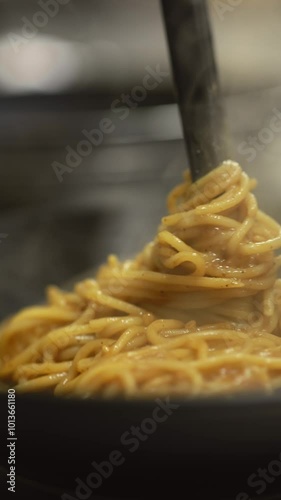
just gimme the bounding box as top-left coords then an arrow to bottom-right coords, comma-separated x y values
1,0 -> 281,319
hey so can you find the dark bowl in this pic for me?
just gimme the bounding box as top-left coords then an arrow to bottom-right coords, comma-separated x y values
1,390 -> 281,500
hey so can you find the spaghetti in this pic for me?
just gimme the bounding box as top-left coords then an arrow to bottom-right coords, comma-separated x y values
1,160 -> 281,397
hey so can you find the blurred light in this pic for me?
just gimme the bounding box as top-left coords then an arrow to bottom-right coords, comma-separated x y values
0,35 -> 81,93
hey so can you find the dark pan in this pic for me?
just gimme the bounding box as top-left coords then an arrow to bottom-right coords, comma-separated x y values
1,390 -> 281,499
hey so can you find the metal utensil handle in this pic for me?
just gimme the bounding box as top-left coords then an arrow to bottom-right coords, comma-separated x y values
161,0 -> 229,181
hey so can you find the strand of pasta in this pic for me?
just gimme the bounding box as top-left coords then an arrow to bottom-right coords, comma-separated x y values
2,161 -> 281,397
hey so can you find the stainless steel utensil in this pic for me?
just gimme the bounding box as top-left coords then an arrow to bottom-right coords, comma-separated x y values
161,0 -> 230,180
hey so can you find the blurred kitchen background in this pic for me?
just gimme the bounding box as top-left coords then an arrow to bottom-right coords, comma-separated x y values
1,0 -> 281,319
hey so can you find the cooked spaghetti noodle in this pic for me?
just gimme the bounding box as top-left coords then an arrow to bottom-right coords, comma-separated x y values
1,160 -> 281,397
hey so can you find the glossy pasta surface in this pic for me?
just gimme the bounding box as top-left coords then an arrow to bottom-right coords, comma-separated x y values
1,161 -> 281,397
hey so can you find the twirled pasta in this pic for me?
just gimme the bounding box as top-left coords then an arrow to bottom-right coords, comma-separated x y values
1,161 -> 281,397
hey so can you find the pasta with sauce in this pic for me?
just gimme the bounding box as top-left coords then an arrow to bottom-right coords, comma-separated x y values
1,161 -> 281,397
